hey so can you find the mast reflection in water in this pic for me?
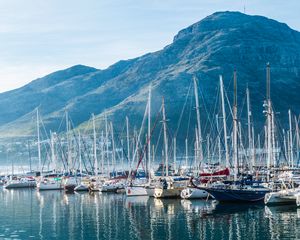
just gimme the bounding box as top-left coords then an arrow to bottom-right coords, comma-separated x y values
0,189 -> 299,239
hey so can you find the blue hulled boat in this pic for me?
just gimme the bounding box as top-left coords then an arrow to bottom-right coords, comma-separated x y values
201,185 -> 271,202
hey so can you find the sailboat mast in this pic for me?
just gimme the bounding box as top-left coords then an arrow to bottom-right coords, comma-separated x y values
246,88 -> 253,171
173,137 -> 176,172
105,112 -> 109,174
162,97 -> 169,177
295,116 -> 299,165
92,114 -> 98,176
266,63 -> 272,180
66,111 -> 71,173
110,122 -> 116,171
289,109 -> 294,168
101,131 -> 104,175
216,114 -> 221,164
220,76 -> 229,168
233,70 -> 238,181
252,126 -> 256,168
148,85 -> 152,175
193,76 -> 203,168
185,138 -> 188,168
207,134 -> 210,165
78,131 -> 82,176
121,139 -> 124,171
37,107 -> 41,173
126,116 -> 130,168
50,131 -> 56,172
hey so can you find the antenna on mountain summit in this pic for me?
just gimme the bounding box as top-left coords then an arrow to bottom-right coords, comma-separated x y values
242,0 -> 246,13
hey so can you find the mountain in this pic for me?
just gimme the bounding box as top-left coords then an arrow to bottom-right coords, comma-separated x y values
0,11 -> 300,145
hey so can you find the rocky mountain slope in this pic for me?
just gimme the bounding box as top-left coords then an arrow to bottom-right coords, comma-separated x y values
0,11 -> 299,144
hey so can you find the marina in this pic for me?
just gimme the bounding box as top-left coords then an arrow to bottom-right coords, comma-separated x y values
0,1 -> 300,239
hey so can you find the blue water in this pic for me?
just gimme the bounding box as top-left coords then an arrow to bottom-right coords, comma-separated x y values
0,188 -> 299,239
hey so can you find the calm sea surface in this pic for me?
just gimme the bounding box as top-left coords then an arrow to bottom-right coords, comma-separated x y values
0,188 -> 299,240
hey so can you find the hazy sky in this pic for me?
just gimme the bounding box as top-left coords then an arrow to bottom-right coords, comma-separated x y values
0,0 -> 299,93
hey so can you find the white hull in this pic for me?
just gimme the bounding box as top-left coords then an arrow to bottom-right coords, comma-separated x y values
154,188 -> 181,198
101,181 -> 125,192
146,187 -> 155,197
180,187 -> 208,199
74,184 -> 89,191
37,181 -> 63,191
126,186 -> 147,196
265,189 -> 300,205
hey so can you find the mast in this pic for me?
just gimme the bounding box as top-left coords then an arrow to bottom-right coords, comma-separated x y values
252,126 -> 256,168
271,110 -> 276,167
92,114 -> 98,177
37,107 -> 41,173
105,111 -> 109,174
110,122 -> 116,171
295,116 -> 299,165
78,131 -> 82,176
173,137 -> 176,172
195,127 -> 199,169
246,87 -> 253,171
101,131 -> 104,175
233,70 -> 238,181
266,63 -> 272,181
193,76 -> 203,168
185,138 -> 188,168
289,109 -> 294,168
207,134 -> 210,166
148,85 -> 152,175
162,97 -> 169,177
216,114 -> 221,164
121,139 -> 124,171
50,131 -> 56,172
126,116 -> 130,168
220,76 -> 229,168
66,111 -> 71,173
283,129 -> 288,162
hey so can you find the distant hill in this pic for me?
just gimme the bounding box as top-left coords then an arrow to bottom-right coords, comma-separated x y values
0,11 -> 299,146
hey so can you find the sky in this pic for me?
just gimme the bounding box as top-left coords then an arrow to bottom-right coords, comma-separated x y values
0,0 -> 299,93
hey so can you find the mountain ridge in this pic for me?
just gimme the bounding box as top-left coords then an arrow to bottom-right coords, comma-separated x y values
0,11 -> 299,140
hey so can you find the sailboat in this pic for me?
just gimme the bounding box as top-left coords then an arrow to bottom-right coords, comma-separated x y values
265,185 -> 300,205
37,177 -> 63,190
153,98 -> 189,198
126,85 -> 152,197
37,112 -> 64,191
180,76 -> 209,199
75,131 -> 89,192
4,177 -> 36,189
201,69 -> 271,202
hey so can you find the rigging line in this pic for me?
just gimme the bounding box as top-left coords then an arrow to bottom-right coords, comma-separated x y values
129,101 -> 149,172
57,111 -> 66,133
55,134 -> 68,171
175,79 -> 192,137
154,123 -> 163,161
134,106 -> 161,175
80,135 -> 93,172
186,90 -> 193,140
199,85 -> 219,142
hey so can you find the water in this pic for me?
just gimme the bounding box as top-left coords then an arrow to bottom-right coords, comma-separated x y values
0,189 -> 299,240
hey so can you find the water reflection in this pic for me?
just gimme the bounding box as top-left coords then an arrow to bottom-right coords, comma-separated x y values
0,189 -> 299,239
